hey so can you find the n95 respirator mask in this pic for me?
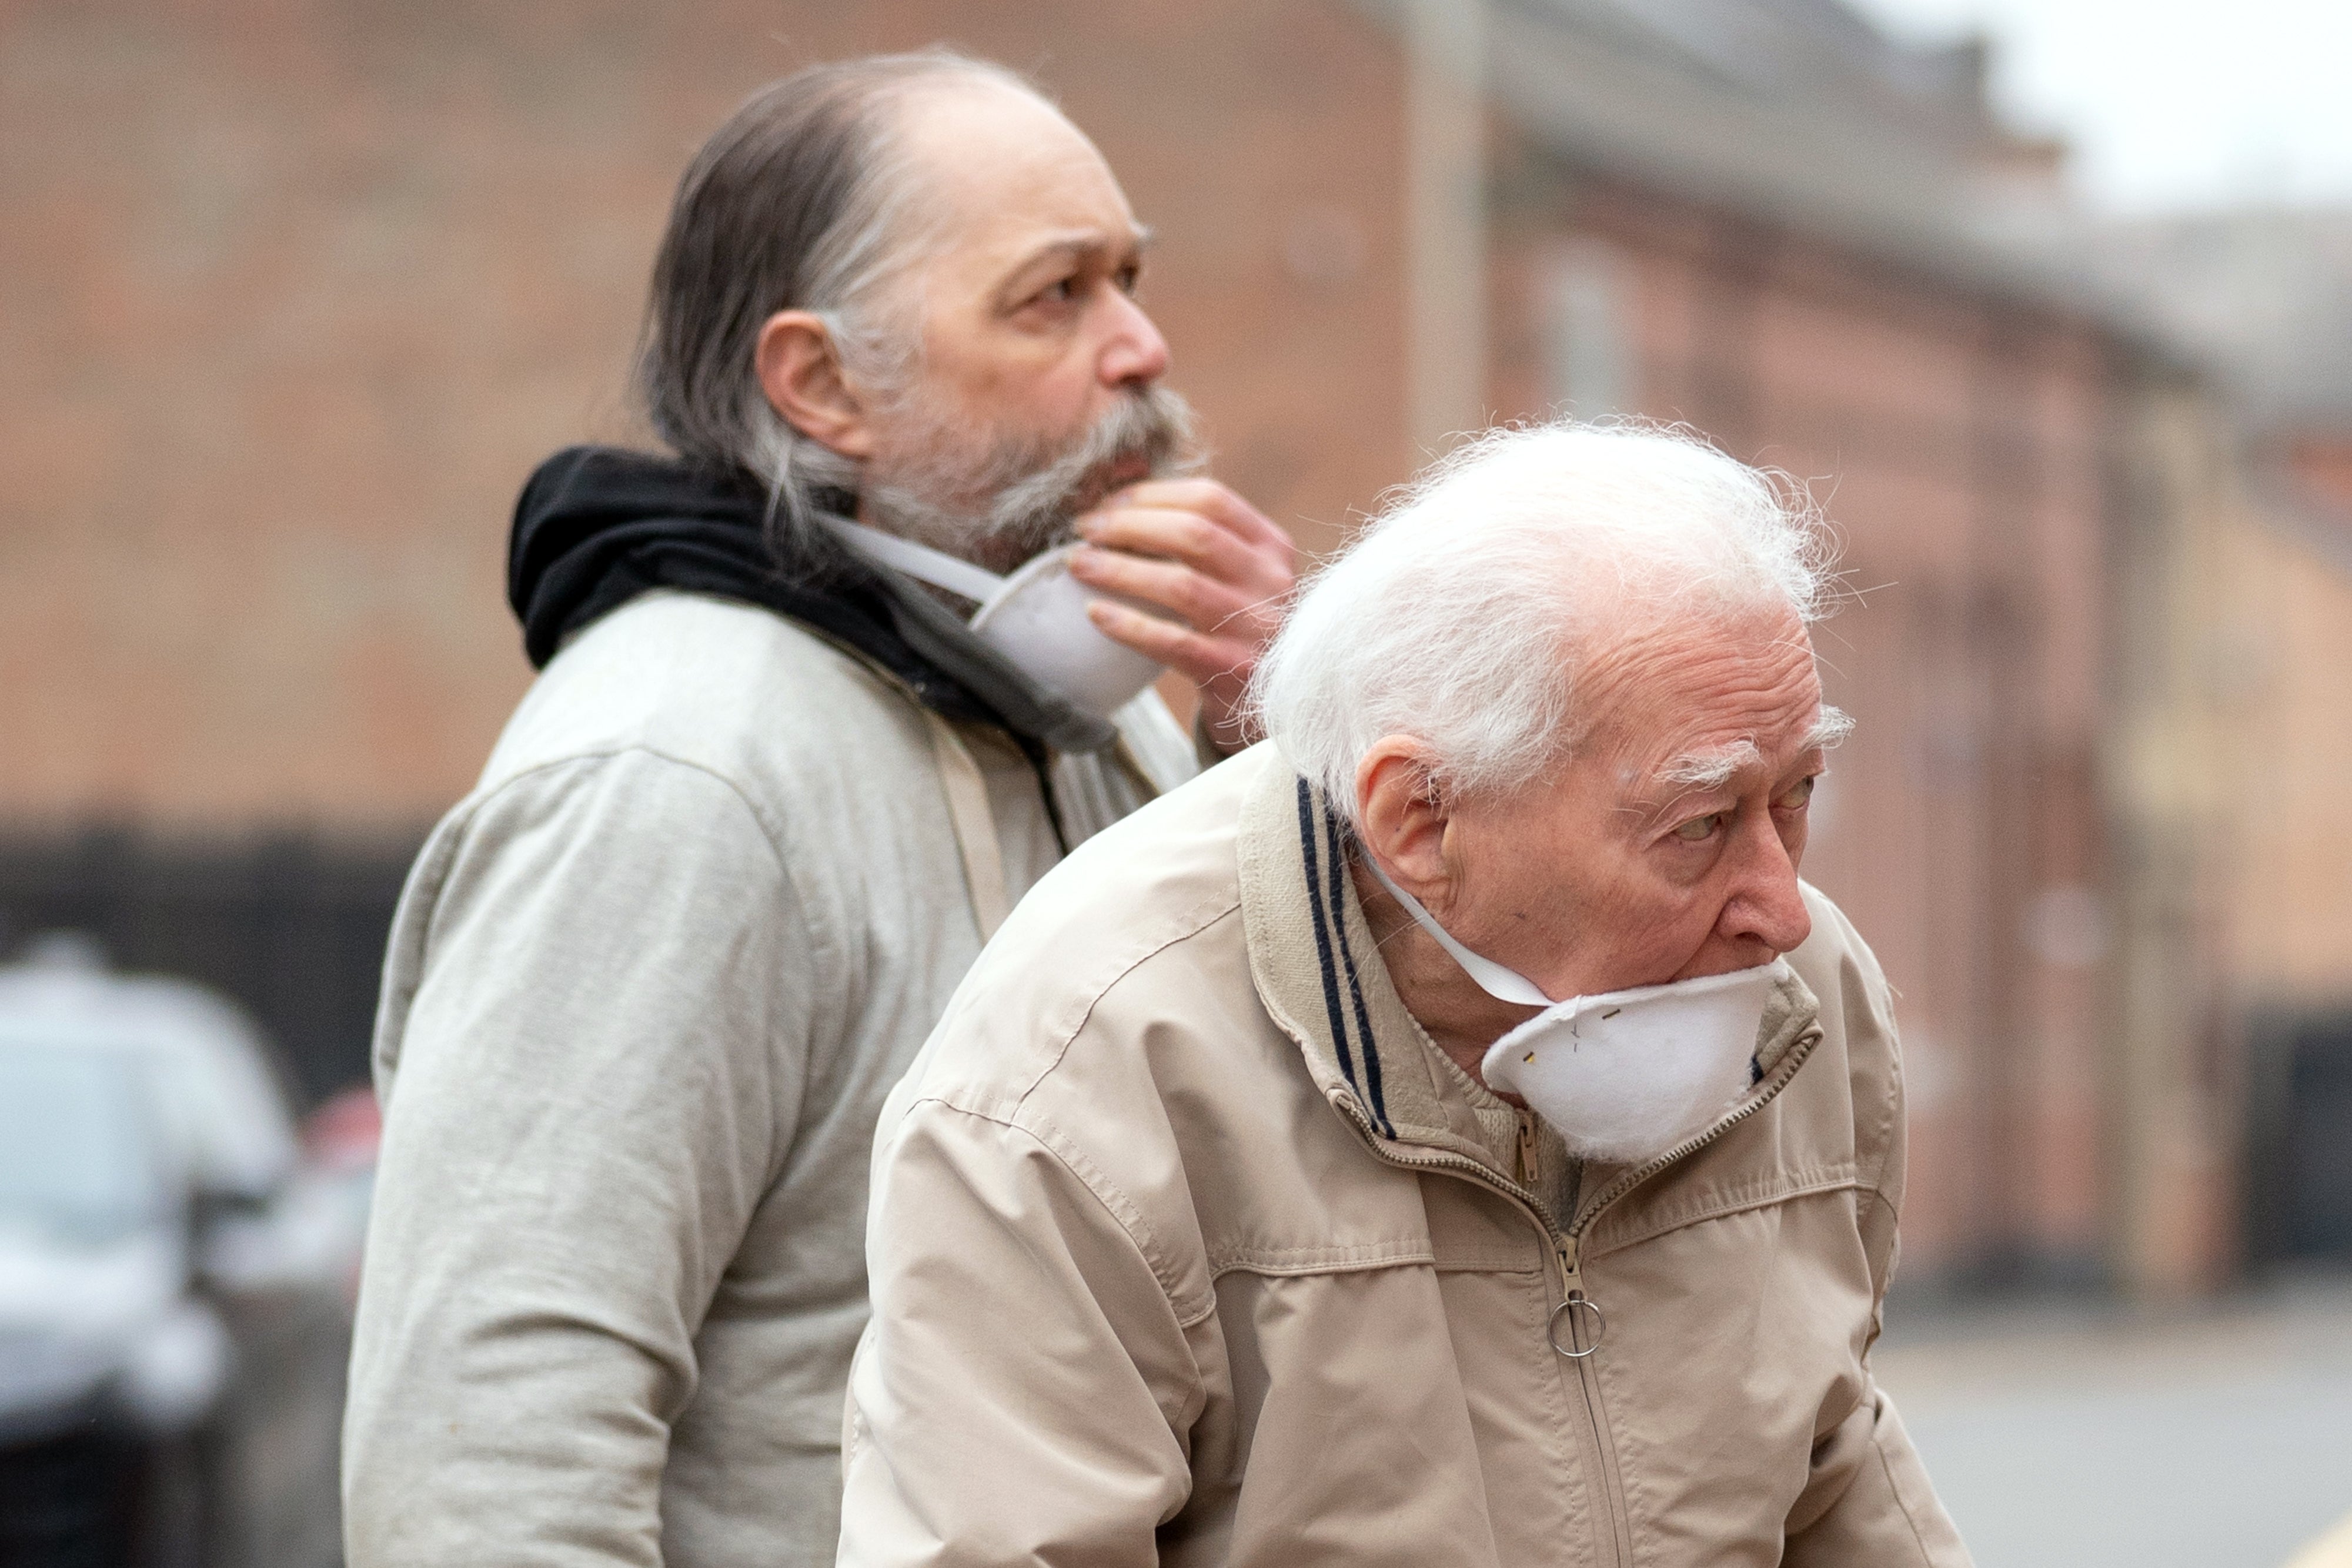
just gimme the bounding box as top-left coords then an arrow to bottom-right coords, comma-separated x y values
823,519 -> 1170,718
1365,855 -> 1783,1165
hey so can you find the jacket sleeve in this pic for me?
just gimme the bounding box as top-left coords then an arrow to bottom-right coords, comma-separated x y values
1782,892 -> 1972,1566
837,1097 -> 1203,1567
342,750 -> 811,1568
1782,1382 -> 1972,1565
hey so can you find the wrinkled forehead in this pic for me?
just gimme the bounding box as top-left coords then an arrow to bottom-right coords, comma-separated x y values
1579,608 -> 1827,781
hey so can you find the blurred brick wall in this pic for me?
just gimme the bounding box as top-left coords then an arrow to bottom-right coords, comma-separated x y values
2,0 -> 2187,1285
0,0 -> 1409,831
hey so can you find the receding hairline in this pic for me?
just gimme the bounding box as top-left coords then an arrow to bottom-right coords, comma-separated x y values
864,65 -> 1134,282
868,61 -> 1087,173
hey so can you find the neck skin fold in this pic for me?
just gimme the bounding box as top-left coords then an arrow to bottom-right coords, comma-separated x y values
1361,851 -> 1556,1008
1347,853 -> 1546,1085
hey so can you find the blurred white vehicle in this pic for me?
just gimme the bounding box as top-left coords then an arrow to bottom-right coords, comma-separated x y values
0,934 -> 355,1568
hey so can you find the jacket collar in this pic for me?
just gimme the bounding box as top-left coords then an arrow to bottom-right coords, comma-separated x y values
1235,748 -> 1822,1174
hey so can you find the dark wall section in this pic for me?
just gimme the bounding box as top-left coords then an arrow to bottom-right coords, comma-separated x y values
0,828 -> 427,1108
2245,1004 -> 2352,1265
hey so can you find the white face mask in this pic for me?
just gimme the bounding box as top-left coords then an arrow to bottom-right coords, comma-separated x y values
823,520 -> 1167,719
1365,855 -> 1785,1165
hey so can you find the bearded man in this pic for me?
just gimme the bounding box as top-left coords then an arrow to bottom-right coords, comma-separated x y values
342,52 -> 1295,1568
838,423 -> 1970,1566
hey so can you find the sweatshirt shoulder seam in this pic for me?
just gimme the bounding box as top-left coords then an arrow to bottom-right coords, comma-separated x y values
466,745 -> 794,872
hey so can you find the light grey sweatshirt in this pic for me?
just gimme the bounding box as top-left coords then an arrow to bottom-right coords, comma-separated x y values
341,589 -> 1197,1567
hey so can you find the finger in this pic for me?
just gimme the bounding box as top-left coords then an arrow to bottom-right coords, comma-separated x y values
1078,511 -> 1298,612
1069,546 -> 1255,632
1086,601 -> 1255,684
1100,478 -> 1292,550
1074,510 -> 1262,586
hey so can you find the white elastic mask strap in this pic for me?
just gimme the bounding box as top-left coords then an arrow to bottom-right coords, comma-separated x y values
1361,852 -> 1556,1009
820,517 -> 1006,610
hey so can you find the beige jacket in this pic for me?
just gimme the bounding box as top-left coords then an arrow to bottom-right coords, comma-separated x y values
343,590 -> 1197,1567
841,741 -> 1970,1566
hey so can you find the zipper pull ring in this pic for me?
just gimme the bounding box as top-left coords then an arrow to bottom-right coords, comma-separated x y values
1549,1238 -> 1605,1358
1548,1290 -> 1606,1359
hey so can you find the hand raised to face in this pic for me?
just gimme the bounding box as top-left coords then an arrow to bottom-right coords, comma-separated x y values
1068,479 -> 1299,755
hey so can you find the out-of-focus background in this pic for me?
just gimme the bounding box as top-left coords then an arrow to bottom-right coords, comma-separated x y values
3,1 -> 2347,1562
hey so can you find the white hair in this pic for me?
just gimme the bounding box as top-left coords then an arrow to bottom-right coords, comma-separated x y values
1251,421 -> 1842,818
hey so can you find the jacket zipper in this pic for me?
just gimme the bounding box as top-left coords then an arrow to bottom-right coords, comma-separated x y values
1325,1022 -> 1825,1568
1322,1106 -> 1618,1564
1552,1227 -> 1625,1566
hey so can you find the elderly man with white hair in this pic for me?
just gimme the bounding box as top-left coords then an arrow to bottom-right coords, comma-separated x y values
838,422 -> 1972,1566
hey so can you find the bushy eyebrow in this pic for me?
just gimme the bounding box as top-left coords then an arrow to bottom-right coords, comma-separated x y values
1650,706 -> 1856,795
1656,741 -> 1759,793
1802,706 -> 1856,751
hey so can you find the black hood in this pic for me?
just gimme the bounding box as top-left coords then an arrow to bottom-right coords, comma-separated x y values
507,446 -> 1117,753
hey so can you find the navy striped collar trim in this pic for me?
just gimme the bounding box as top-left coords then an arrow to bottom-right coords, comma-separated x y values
1294,777 -> 1398,1140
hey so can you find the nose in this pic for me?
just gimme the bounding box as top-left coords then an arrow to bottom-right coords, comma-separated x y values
1098,289 -> 1171,388
1719,812 -> 1811,957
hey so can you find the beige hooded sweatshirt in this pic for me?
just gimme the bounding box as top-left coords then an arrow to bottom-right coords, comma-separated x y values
840,741 -> 1971,1567
343,590 -> 1198,1567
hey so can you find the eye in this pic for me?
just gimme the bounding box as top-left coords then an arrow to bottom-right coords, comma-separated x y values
1672,813 -> 1723,843
1113,260 -> 1142,296
1776,775 -> 1818,811
1037,275 -> 1081,305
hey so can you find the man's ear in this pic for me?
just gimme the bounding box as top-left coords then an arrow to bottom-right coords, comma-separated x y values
1355,737 -> 1454,903
755,310 -> 877,459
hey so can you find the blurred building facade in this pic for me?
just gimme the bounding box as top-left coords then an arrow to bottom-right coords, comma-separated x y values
4,0 -> 2343,1291
2096,209 -> 2352,1268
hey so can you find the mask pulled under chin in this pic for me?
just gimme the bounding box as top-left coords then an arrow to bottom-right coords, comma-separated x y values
822,519 -> 1170,718
1364,853 -> 1785,1165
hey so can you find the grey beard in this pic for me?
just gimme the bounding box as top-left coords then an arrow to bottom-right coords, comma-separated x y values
860,386 -> 1201,577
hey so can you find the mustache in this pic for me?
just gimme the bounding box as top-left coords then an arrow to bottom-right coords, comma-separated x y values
852,385 -> 1203,577
978,387 -> 1201,543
